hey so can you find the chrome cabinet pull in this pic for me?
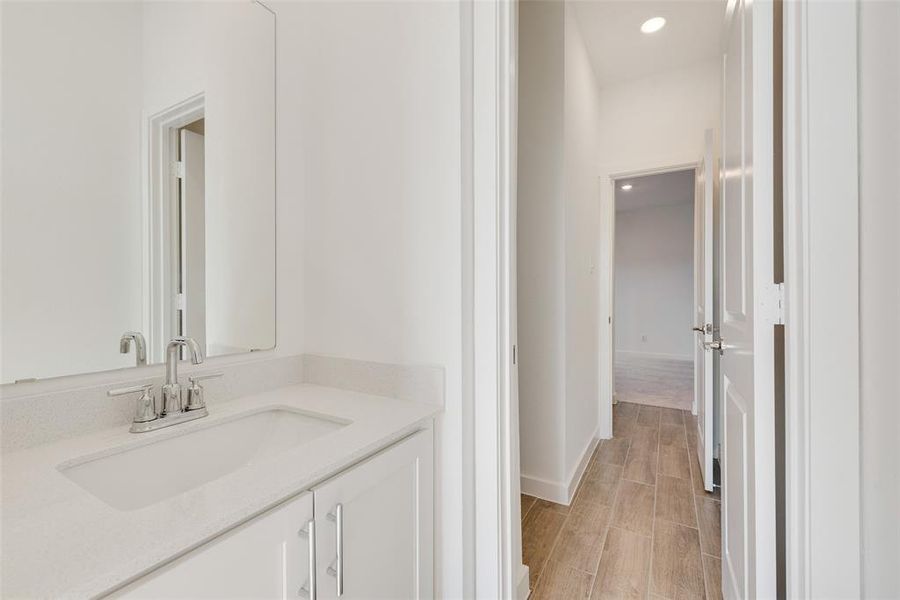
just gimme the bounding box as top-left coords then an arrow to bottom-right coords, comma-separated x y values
298,519 -> 316,599
327,504 -> 343,597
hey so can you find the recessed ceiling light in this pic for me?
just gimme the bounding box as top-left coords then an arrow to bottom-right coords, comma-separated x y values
620,183 -> 634,191
640,17 -> 666,34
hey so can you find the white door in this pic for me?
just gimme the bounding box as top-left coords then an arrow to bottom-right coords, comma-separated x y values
116,492 -> 314,599
720,0 -> 777,598
693,129 -> 715,492
313,430 -> 433,600
180,128 -> 206,351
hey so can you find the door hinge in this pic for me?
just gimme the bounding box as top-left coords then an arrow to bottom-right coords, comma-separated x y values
172,160 -> 185,179
763,282 -> 785,325
512,344 -> 517,365
176,293 -> 186,310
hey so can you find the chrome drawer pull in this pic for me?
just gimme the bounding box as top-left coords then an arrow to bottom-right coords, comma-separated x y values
298,519 -> 316,599
327,504 -> 343,597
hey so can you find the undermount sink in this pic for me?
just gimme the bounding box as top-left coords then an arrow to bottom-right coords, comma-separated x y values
59,407 -> 348,511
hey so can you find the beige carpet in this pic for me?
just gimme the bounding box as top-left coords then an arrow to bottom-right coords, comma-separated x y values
614,354 -> 694,411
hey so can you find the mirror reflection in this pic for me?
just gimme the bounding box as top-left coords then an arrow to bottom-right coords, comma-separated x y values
1,1 -> 276,383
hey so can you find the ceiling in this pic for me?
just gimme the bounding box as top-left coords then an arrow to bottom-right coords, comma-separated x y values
572,0 -> 726,87
615,169 -> 694,212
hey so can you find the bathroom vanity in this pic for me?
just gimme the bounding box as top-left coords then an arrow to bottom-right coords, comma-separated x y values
1,384 -> 438,598
115,429 -> 430,599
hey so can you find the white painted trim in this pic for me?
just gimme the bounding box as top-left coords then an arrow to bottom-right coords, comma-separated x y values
607,161 -> 699,182
750,3 -> 778,593
783,1 -> 861,597
145,94 -> 205,364
519,474 -> 567,505
459,3 -> 475,596
465,0 -> 521,598
516,564 -> 530,600
598,178 -> 616,440
566,433 -> 600,501
521,431 -> 599,506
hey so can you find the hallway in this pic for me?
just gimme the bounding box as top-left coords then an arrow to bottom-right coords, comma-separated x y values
521,402 -> 721,599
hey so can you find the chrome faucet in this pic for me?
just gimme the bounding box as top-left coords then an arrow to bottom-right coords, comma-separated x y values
119,331 -> 147,366
108,336 -> 221,433
162,337 -> 204,416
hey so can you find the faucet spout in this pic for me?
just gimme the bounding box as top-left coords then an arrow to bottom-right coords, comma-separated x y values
161,337 -> 203,416
119,331 -> 147,366
165,337 -> 204,385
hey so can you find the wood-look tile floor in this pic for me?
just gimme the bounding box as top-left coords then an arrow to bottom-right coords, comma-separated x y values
614,356 -> 694,411
521,402 -> 721,600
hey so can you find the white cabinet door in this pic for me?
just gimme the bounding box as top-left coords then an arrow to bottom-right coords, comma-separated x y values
115,492 -> 314,599
313,430 -> 433,600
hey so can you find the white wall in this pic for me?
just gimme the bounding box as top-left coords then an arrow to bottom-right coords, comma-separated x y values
517,0 -> 567,499
614,201 -> 694,359
562,4 -> 602,489
597,60 -> 721,172
272,2 -> 464,596
517,1 -> 602,502
858,2 -> 900,596
1,2 -> 144,382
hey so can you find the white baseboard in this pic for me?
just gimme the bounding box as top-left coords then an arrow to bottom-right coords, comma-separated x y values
566,433 -> 599,501
520,473 -> 568,504
521,431 -> 600,505
615,349 -> 693,362
516,563 -> 530,600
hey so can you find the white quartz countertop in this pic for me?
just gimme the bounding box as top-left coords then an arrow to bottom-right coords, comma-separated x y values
1,384 -> 439,599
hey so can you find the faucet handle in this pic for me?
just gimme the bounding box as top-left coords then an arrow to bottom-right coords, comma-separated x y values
185,372 -> 222,412
108,384 -> 158,424
188,372 -> 223,385
107,383 -> 153,397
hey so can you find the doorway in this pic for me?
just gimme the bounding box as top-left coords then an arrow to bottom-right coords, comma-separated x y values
613,168 -> 696,412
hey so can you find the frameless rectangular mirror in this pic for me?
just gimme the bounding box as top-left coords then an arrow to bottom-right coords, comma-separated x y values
1,1 -> 276,383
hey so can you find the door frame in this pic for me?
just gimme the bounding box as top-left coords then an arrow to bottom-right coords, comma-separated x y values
463,0 -> 523,597
694,128 -> 716,491
598,160 -> 699,438
143,93 -> 205,364
782,0 -> 861,596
